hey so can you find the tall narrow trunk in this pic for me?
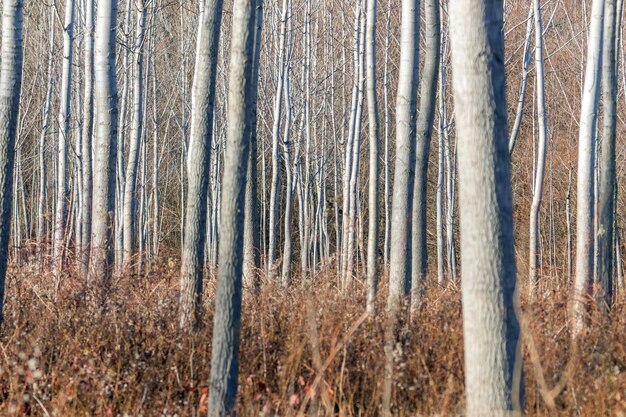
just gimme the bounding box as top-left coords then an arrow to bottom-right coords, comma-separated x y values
206,0 -> 258,412
596,0 -> 618,308
267,0 -> 290,278
243,0 -> 264,290
53,0 -> 76,276
90,0 -> 119,286
365,0 -> 380,315
411,0 -> 440,315
572,0 -> 604,338
449,1 -> 522,414
387,0 -> 419,311
528,0 -> 549,298
122,2 -> 147,271
39,6 -> 55,261
179,0 -> 224,331
80,0 -> 94,277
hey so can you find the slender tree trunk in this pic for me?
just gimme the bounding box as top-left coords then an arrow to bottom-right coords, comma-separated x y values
39,6 -> 55,261
365,0 -> 380,315
53,0 -> 76,276
80,0 -> 94,277
179,0 -> 224,331
411,0 -> 440,315
449,0 -> 522,415
0,0 -> 23,325
387,0 -> 420,311
122,2 -> 147,270
508,5 -> 534,154
267,0 -> 290,278
595,0 -> 617,309
90,0 -> 119,286
206,0 -> 258,412
528,0 -> 549,298
572,0 -> 604,338
243,0 -> 264,291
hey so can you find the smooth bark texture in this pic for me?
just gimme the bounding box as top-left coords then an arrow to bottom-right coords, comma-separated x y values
528,0 -> 549,297
411,0 -> 440,315
0,0 -> 23,325
90,0 -> 119,285
572,0 -> 604,338
365,0 -> 380,315
179,0 -> 224,331
449,0 -> 522,415
206,0 -> 257,413
596,0 -> 617,308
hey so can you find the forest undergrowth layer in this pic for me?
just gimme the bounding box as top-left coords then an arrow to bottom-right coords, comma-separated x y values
0,258 -> 625,417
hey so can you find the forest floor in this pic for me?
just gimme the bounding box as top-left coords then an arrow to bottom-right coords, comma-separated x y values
0,258 -> 625,416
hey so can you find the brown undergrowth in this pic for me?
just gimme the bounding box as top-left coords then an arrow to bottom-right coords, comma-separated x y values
0,259 -> 625,416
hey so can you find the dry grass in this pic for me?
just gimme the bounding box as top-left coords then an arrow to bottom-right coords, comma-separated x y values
0,258 -> 625,416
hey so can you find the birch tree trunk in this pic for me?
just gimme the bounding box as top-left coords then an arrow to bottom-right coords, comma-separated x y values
53,0 -> 76,276
596,0 -> 617,308
411,0 -> 440,315
528,0 -> 549,298
206,0 -> 257,412
0,0 -> 23,325
179,0 -> 224,331
90,0 -> 119,285
572,0 -> 604,338
449,0 -> 522,414
122,2 -> 147,270
365,0 -> 380,315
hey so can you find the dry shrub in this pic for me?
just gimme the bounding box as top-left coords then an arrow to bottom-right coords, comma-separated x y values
0,259 -> 624,416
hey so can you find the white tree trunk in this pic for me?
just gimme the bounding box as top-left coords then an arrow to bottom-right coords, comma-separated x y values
89,0 -> 119,285
53,0 -> 76,276
528,0 -> 549,297
572,0 -> 605,338
449,0 -> 522,414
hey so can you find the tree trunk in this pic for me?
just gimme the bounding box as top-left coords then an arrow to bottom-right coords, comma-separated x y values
411,0 -> 440,315
179,0 -> 224,331
528,0 -> 549,298
206,0 -> 258,413
365,0 -> 380,315
89,0 -> 119,286
0,0 -> 23,325
595,0 -> 617,309
122,2 -> 147,271
53,0 -> 76,277
449,0 -> 522,415
572,0 -> 604,338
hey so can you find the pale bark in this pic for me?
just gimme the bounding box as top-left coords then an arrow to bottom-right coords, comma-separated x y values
411,0 -> 440,315
80,0 -> 94,277
0,0 -> 23,325
179,0 -> 224,331
122,2 -> 147,270
53,0 -> 76,276
206,0 -> 257,412
572,0 -> 604,338
528,0 -> 549,298
365,0 -> 380,315
596,0 -> 617,308
449,0 -> 522,415
90,0 -> 119,285
387,0 -> 419,311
